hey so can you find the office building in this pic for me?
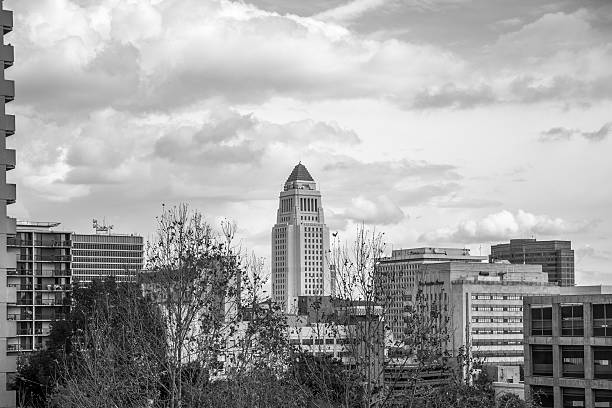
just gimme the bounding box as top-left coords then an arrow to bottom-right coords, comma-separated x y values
6,222 -> 71,353
71,233 -> 144,283
490,239 -> 574,287
0,1 -> 16,405
271,163 -> 331,313
376,247 -> 486,341
417,262 -> 561,370
524,293 -> 612,408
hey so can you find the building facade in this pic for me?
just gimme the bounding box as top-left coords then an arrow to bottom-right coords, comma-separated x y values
417,262 -> 561,370
490,239 -> 574,287
0,1 -> 16,405
524,293 -> 612,408
271,163 -> 331,313
71,233 -> 144,283
7,222 -> 71,353
376,247 -> 486,342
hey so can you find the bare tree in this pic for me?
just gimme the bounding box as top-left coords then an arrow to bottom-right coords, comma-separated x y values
143,204 -> 242,408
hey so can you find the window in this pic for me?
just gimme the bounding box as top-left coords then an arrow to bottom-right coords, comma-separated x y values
593,304 -> 612,337
594,347 -> 612,379
531,306 -> 552,335
531,386 -> 554,408
561,346 -> 584,378
594,389 -> 612,407
532,345 -> 553,376
561,304 -> 584,336
562,388 -> 584,408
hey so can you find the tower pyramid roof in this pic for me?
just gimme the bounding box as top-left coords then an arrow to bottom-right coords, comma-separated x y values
286,163 -> 314,183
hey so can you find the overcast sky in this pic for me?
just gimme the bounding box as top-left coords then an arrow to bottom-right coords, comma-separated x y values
5,0 -> 612,284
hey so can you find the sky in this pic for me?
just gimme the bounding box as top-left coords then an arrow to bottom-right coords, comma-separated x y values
4,0 -> 612,284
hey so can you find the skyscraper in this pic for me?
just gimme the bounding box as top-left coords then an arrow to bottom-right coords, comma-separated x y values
0,2 -> 16,405
271,163 -> 331,313
490,239 -> 574,286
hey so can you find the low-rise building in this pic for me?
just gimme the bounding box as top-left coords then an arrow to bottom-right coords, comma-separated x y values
524,293 -> 612,408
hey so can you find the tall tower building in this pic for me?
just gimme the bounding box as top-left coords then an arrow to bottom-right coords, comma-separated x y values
0,1 -> 16,406
490,239 -> 574,286
271,163 -> 331,313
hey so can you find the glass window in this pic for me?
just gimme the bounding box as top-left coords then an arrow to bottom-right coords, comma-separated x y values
593,304 -> 612,337
562,388 -> 584,408
594,389 -> 612,408
561,304 -> 584,336
531,306 -> 553,335
594,347 -> 612,379
532,345 -> 553,376
562,346 -> 584,378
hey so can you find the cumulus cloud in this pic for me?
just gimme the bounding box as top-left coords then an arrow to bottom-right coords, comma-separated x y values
539,122 -> 611,142
419,209 -> 597,244
314,0 -> 387,22
342,195 -> 405,225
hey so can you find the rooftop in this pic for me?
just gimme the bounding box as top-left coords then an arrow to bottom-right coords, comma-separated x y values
285,163 -> 314,183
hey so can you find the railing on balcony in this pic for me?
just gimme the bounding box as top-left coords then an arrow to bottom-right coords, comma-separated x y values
7,344 -> 21,352
18,254 -> 33,261
14,284 -> 33,291
1,44 -> 13,69
9,269 -> 34,276
33,240 -> 71,247
8,238 -> 33,246
8,313 -> 33,321
34,255 -> 71,262
17,328 -> 33,336
1,79 -> 15,102
4,148 -> 15,171
3,114 -> 14,136
16,298 -> 33,306
1,9 -> 13,35
35,313 -> 66,321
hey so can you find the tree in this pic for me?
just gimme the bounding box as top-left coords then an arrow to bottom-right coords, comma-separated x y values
50,279 -> 167,408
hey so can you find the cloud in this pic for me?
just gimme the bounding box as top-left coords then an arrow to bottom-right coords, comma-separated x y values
410,83 -> 495,109
419,209 -> 597,244
539,122 -> 611,142
576,245 -> 612,261
314,0 -> 387,22
342,195 -> 405,225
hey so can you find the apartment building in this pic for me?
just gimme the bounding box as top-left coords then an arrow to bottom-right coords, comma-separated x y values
524,294 -> 612,407
0,1 -> 16,405
6,222 -> 71,353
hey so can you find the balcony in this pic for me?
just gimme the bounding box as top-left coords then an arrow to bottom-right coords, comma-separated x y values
1,79 -> 14,102
35,313 -> 66,321
17,328 -> 33,336
1,44 -> 13,68
8,313 -> 32,321
34,255 -> 71,262
1,10 -> 12,34
8,269 -> 33,276
3,148 -> 15,171
0,182 -> 16,204
3,114 -> 14,136
7,344 -> 21,353
34,240 -> 72,248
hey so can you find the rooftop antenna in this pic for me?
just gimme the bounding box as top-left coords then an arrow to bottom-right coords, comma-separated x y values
93,218 -> 114,235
